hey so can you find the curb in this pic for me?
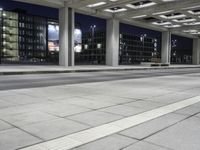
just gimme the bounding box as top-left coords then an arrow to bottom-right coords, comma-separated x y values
0,66 -> 200,75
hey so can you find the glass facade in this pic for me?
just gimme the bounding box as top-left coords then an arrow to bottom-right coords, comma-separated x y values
171,35 -> 193,64
119,33 -> 160,65
75,31 -> 106,65
0,10 -> 57,64
0,10 -> 2,63
2,11 -> 19,62
47,21 -> 59,63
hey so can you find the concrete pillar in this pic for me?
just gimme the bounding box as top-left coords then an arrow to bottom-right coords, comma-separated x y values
68,8 -> 75,66
59,7 -> 74,67
106,19 -> 119,66
193,38 -> 200,65
161,31 -> 171,64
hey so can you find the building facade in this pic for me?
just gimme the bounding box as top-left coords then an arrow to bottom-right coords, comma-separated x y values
0,7 -> 199,66
0,9 -> 58,64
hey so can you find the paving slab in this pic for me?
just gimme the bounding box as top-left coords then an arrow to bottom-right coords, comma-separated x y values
0,105 -> 36,118
145,117 -> 200,150
57,97 -> 116,109
120,113 -> 186,140
73,134 -> 137,150
79,94 -> 135,104
40,103 -> 91,117
25,88 -> 79,100
19,118 -> 90,140
145,92 -> 198,104
1,111 -> 59,126
68,110 -> 123,126
191,102 -> 200,108
0,120 -> 13,131
124,100 -> 165,110
99,105 -> 146,117
195,113 -> 200,118
0,100 -> 16,109
0,94 -> 47,105
123,141 -> 171,150
173,106 -> 200,116
103,88 -> 162,100
0,128 -> 41,150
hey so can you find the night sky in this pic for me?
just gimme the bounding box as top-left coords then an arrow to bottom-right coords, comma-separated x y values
0,0 -> 193,52
0,0 -> 58,19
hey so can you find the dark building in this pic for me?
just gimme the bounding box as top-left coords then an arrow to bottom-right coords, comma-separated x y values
75,31 -> 106,65
119,33 -> 160,65
171,35 -> 193,64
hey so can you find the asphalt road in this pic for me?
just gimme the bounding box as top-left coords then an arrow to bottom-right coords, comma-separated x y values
0,68 -> 200,91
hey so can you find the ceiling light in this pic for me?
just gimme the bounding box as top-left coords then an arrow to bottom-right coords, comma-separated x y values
191,32 -> 200,35
126,1 -> 156,9
87,2 -> 106,8
132,15 -> 147,19
104,7 -> 127,13
188,10 -> 200,15
173,18 -> 196,23
164,24 -> 181,28
183,29 -> 198,33
183,22 -> 200,26
152,21 -> 171,25
162,0 -> 176,2
182,5 -> 200,10
160,13 -> 186,19
152,10 -> 174,15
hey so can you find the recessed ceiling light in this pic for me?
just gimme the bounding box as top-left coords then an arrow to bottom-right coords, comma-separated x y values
126,1 -> 156,9
164,24 -> 181,28
152,10 -> 174,15
104,7 -> 127,13
173,18 -> 196,23
188,10 -> 200,15
132,15 -> 147,19
87,2 -> 106,8
182,5 -> 200,10
162,0 -> 176,2
183,29 -> 198,33
190,32 -> 200,35
160,13 -> 186,19
183,22 -> 200,26
152,21 -> 172,25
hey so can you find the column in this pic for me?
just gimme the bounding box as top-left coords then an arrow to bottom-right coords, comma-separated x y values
161,31 -> 171,64
59,7 -> 74,67
193,38 -> 200,65
106,19 -> 119,67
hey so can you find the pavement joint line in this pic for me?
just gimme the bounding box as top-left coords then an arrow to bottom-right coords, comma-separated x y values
142,141 -> 175,150
0,118 -> 44,141
17,96 -> 200,150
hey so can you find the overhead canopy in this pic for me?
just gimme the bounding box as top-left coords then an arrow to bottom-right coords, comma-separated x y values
13,0 -> 200,38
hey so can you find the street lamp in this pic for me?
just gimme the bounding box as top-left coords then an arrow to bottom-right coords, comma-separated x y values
90,25 -> 96,38
90,25 -> 96,48
140,34 -> 147,62
171,39 -> 177,63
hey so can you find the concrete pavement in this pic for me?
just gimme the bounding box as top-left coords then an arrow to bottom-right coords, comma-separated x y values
0,70 -> 200,150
